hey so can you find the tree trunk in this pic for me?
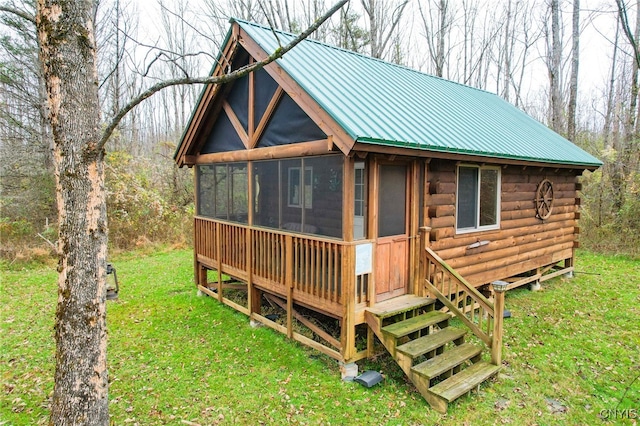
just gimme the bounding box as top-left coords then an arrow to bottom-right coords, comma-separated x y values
36,1 -> 110,425
615,0 -> 640,209
625,0 -> 640,174
503,0 -> 512,102
567,0 -> 580,142
603,17 -> 620,151
437,0 -> 447,78
549,0 -> 563,133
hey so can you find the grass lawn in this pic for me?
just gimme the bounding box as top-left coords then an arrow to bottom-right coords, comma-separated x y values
1,249 -> 638,425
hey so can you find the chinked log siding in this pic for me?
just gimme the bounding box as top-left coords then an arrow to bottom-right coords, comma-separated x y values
426,159 -> 579,286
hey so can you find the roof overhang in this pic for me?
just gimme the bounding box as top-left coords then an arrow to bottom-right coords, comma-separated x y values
351,141 -> 601,171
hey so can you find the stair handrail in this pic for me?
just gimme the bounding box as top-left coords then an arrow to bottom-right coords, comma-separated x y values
419,233 -> 504,365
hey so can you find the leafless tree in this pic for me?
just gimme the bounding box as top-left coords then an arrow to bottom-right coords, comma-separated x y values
418,0 -> 453,78
546,0 -> 564,133
567,0 -> 580,142
0,0 -> 55,235
360,0 -> 408,59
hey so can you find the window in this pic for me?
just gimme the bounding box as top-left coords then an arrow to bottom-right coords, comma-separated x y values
456,165 -> 500,233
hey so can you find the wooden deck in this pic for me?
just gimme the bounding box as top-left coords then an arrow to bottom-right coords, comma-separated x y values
194,216 -> 373,361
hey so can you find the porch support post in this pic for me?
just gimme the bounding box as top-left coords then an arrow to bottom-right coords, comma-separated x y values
285,235 -> 294,339
342,156 -> 354,242
193,170 -> 200,289
491,280 -> 507,366
409,161 -> 420,295
247,163 -> 259,317
216,222 -> 223,302
341,244 -> 356,361
246,228 -> 256,317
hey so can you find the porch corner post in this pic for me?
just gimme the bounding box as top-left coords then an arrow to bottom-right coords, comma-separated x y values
216,222 -> 223,302
341,244 -> 356,361
490,280 -> 508,366
285,235 -> 294,339
246,228 -> 255,318
193,218 -> 199,289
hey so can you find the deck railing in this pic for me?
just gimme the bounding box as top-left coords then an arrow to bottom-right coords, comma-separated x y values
420,228 -> 505,365
194,217 -> 354,317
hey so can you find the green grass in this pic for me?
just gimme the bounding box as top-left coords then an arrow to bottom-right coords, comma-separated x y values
1,250 -> 638,425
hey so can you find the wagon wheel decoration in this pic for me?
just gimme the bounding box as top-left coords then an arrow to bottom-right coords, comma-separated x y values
535,179 -> 554,220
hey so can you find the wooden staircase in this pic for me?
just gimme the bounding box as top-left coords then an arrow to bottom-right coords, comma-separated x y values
365,294 -> 501,413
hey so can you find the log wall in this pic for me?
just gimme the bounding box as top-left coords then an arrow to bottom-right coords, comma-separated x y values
426,159 -> 580,286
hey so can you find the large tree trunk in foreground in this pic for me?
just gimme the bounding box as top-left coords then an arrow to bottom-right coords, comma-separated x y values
37,1 -> 109,424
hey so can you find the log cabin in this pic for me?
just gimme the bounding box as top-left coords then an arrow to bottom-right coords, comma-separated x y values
174,19 -> 602,412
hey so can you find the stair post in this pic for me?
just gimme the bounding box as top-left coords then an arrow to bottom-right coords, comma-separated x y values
490,280 -> 508,365
418,227 -> 431,297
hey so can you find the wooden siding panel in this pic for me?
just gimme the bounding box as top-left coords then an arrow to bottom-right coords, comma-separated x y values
426,161 -> 580,286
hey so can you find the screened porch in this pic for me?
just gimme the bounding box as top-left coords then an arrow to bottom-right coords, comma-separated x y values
193,154 -> 371,325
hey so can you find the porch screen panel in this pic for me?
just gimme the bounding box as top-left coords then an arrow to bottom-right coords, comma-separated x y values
253,156 -> 343,238
197,165 -> 215,217
230,163 -> 248,223
304,155 -> 343,238
253,160 -> 280,228
281,159 -> 303,230
195,162 -> 249,223
214,165 -> 229,220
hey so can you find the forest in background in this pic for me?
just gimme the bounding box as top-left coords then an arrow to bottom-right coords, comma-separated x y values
1,0 -> 639,260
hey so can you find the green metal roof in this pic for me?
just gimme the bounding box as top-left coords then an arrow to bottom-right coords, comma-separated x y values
234,19 -> 602,168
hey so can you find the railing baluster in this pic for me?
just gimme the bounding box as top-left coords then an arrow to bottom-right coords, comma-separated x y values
194,221 -> 352,321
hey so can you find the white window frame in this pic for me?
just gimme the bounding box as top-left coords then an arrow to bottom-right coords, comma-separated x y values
455,164 -> 501,234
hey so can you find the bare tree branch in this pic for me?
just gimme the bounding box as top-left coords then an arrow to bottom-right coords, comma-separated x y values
0,5 -> 36,24
616,0 -> 640,68
96,0 -> 349,153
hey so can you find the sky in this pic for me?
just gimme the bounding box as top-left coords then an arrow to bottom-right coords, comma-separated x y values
127,0 -> 624,118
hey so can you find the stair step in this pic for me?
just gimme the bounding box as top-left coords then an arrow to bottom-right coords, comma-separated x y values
411,343 -> 482,380
366,295 -> 436,319
382,311 -> 451,339
396,327 -> 466,358
429,361 -> 501,402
